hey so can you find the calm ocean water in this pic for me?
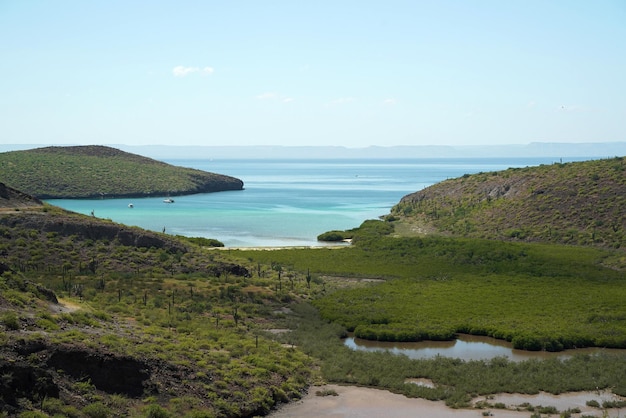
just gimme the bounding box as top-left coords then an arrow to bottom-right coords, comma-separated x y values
46,157 -> 582,247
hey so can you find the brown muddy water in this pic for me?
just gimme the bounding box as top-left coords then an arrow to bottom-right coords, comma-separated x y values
344,334 -> 625,361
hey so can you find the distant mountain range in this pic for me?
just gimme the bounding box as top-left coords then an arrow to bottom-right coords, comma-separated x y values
2,142 -> 625,160
116,142 -> 626,159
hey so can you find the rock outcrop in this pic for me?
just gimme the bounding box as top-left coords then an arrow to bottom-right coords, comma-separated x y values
0,182 -> 43,209
0,212 -> 187,254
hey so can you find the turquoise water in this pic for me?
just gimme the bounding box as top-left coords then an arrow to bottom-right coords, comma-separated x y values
47,157 -> 577,247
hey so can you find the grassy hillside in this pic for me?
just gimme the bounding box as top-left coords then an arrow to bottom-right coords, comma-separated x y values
0,205 -> 315,417
0,145 -> 244,199
390,157 -> 626,249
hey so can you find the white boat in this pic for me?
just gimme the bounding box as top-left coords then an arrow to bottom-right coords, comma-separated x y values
163,198 -> 175,203
128,203 -> 134,208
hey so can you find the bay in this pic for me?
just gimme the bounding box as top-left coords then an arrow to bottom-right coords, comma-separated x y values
46,157 -> 578,247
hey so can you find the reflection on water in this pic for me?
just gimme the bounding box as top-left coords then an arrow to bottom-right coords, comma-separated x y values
344,334 -> 623,362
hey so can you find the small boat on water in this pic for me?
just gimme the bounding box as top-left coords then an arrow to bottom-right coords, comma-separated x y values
163,198 -> 175,203
128,203 -> 134,208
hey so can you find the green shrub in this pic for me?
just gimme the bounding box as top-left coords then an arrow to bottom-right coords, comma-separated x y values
73,380 -> 96,395
536,405 -> 558,414
317,231 -> 350,242
511,334 -> 543,351
144,404 -> 172,418
82,402 -> 112,418
316,388 -> 338,397
179,236 -> 224,247
602,400 -> 626,408
36,317 -> 59,331
352,220 -> 394,243
585,399 -> 600,408
17,412 -> 48,418
183,411 -> 216,418
1,311 -> 20,330
42,397 -> 82,418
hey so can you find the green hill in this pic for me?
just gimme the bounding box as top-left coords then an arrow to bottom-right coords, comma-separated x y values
390,157 -> 626,249
0,204 -> 312,417
0,145 -> 244,199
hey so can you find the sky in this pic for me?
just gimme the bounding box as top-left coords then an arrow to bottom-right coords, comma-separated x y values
1,1 -> 625,148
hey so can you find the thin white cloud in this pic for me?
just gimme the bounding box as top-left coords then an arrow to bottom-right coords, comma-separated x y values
172,66 -> 197,77
382,98 -> 397,106
256,92 -> 278,100
172,65 -> 214,77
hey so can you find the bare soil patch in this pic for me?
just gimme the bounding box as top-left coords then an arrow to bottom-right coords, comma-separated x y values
49,298 -> 83,314
269,385 -> 626,418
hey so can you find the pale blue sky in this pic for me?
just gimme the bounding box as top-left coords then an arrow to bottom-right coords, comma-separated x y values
1,1 -> 625,147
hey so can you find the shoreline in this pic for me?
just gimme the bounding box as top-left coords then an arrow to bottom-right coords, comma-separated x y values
210,243 -> 350,251
269,384 -> 626,418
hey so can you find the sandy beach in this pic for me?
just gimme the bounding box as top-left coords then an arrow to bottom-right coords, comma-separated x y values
269,385 -> 625,418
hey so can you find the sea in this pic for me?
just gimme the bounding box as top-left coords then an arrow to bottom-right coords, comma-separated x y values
46,157 -> 587,247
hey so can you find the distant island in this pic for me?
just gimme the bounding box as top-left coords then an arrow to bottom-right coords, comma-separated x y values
0,145 -> 244,199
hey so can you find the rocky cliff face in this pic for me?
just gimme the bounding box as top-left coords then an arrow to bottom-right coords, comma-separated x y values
0,340 -> 196,415
0,211 -> 187,254
0,182 -> 43,209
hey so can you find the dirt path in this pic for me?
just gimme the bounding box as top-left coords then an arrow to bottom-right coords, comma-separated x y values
269,385 -> 625,418
50,298 -> 83,314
